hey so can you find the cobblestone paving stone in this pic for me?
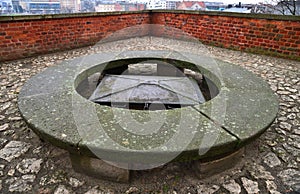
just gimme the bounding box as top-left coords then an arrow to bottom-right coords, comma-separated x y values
0,37 -> 299,193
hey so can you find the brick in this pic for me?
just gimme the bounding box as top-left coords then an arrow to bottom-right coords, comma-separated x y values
0,12 -> 299,61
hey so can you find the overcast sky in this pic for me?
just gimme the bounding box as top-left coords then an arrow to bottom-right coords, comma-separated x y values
205,0 -> 266,4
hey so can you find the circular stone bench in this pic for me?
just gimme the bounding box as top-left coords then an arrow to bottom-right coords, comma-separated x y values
18,50 -> 278,182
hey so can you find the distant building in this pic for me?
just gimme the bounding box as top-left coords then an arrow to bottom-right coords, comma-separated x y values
115,3 -> 122,11
146,0 -> 166,9
95,3 -> 114,12
177,1 -> 205,10
204,1 -> 225,11
95,2 -> 145,12
0,0 -> 13,13
122,3 -> 145,11
18,0 -> 60,14
60,0 -> 80,13
223,7 -> 251,13
166,1 -> 179,9
80,0 -> 95,12
11,0 -> 23,13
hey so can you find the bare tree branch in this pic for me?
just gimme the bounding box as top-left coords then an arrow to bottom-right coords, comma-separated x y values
263,0 -> 298,15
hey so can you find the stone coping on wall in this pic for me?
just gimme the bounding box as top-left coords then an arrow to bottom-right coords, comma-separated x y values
1,10 -> 300,22
0,11 -> 149,21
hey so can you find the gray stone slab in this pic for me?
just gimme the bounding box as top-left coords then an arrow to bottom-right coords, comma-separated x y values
70,154 -> 130,183
18,91 -> 82,152
114,50 -> 172,60
18,65 -> 75,98
89,75 -> 205,105
216,60 -> 272,91
19,53 -> 116,98
194,148 -> 244,178
76,105 -> 238,164
193,88 -> 278,143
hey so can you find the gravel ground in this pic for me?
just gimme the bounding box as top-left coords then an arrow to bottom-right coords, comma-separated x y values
0,37 -> 299,194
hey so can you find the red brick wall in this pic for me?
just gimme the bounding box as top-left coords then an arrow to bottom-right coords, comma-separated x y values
151,12 -> 300,60
0,13 -> 149,61
0,11 -> 299,61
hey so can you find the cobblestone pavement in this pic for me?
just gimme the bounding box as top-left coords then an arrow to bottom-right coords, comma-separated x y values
0,37 -> 299,193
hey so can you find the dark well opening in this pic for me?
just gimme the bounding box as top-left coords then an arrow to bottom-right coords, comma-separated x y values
76,58 -> 219,110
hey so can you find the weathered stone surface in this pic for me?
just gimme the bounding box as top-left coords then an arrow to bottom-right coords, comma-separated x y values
8,117 -> 22,121
84,186 -> 113,194
54,185 -> 70,194
222,180 -> 241,194
263,152 -> 281,168
3,129 -> 14,136
283,143 -> 300,157
70,154 -> 130,183
272,147 -> 289,162
0,141 -> 31,162
248,164 -> 274,180
125,186 -> 139,194
37,187 -> 52,193
18,48 -> 278,171
18,91 -> 82,152
194,148 -> 244,178
68,177 -> 84,188
81,103 -> 238,164
0,165 -> 4,177
194,88 -> 278,143
7,169 -> 15,176
287,135 -> 300,149
16,158 -> 43,174
241,177 -> 260,194
1,102 -> 11,111
287,160 -> 298,168
279,122 -> 292,131
266,180 -> 280,194
84,188 -> 101,194
197,184 -> 219,194
40,171 -> 67,186
0,138 -> 8,148
20,52 -> 254,166
6,175 -> 35,192
0,124 -> 9,132
278,169 -> 300,191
